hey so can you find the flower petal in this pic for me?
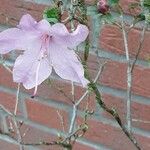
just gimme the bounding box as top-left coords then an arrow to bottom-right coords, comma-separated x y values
17,14 -> 37,30
0,27 -> 42,54
13,51 -> 52,89
18,14 -> 51,33
0,28 -> 26,54
50,44 -> 89,87
36,19 -> 51,32
51,23 -> 89,48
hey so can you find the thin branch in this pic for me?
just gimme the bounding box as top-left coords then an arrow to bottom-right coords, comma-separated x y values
0,99 -> 23,150
80,3 -> 141,148
131,22 -> 147,73
69,63 -> 106,134
86,78 -> 141,150
0,104 -> 13,117
21,119 -> 88,149
71,82 -> 75,102
14,83 -> 20,115
57,110 -> 65,133
2,63 -> 12,74
13,118 -> 24,150
0,57 -> 12,74
69,105 -> 77,133
121,13 -> 132,134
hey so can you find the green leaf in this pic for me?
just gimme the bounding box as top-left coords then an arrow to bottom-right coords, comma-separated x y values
45,18 -> 59,24
145,13 -> 150,23
143,0 -> 150,8
108,0 -> 119,6
135,13 -> 146,21
43,7 -> 60,24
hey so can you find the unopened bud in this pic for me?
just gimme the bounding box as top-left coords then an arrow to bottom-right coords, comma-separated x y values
97,0 -> 110,15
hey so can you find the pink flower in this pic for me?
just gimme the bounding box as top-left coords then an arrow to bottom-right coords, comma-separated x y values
0,14 -> 89,96
97,0 -> 110,14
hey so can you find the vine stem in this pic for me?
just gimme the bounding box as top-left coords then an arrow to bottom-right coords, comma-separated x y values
86,75 -> 141,150
80,1 -> 141,148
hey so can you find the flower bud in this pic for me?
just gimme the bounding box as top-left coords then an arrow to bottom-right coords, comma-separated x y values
97,0 -> 110,14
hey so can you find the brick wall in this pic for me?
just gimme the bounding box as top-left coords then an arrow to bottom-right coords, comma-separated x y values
0,0 -> 150,150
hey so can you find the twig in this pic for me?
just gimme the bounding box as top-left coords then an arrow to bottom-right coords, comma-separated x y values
120,13 -> 132,134
71,82 -> 75,102
69,105 -> 77,133
0,104 -> 13,117
0,96 -> 23,150
0,57 -> 12,74
13,118 -> 24,150
131,22 -> 147,73
21,120 -> 88,150
86,78 -> 141,150
78,3 -> 141,148
2,63 -> 12,74
57,110 -> 65,133
69,64 -> 106,134
14,83 -> 20,115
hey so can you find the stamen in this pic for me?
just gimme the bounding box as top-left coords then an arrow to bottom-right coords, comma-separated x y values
31,60 -> 41,98
31,33 -> 50,98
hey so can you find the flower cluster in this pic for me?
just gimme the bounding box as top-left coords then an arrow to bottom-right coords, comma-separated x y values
0,14 -> 89,96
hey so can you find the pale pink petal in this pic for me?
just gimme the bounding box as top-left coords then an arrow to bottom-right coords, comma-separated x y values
23,58 -> 52,89
51,23 -> 89,48
50,44 -> 89,87
0,27 -> 42,54
17,14 -> 37,30
36,19 -> 51,32
0,28 -> 27,54
18,14 -> 50,33
51,23 -> 69,35
13,51 -> 52,89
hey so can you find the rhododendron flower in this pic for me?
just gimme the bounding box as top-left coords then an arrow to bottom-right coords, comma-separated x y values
0,14 -> 89,96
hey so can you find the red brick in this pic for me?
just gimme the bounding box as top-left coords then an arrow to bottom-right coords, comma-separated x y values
0,0 -> 47,26
135,135 -> 150,150
25,99 -> 69,131
101,94 -> 150,131
85,54 -> 150,99
100,25 -> 150,60
85,54 -> 150,98
73,142 -> 95,150
2,53 -> 149,105
1,53 -> 150,100
0,65 -> 16,88
119,0 -> 141,15
20,123 -> 95,150
0,91 -> 16,113
21,124 -> 56,143
85,0 -> 97,5
100,60 -> 150,98
85,0 -> 141,15
19,124 -> 62,150
0,140 -> 19,150
77,118 -> 150,150
23,78 -> 96,112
